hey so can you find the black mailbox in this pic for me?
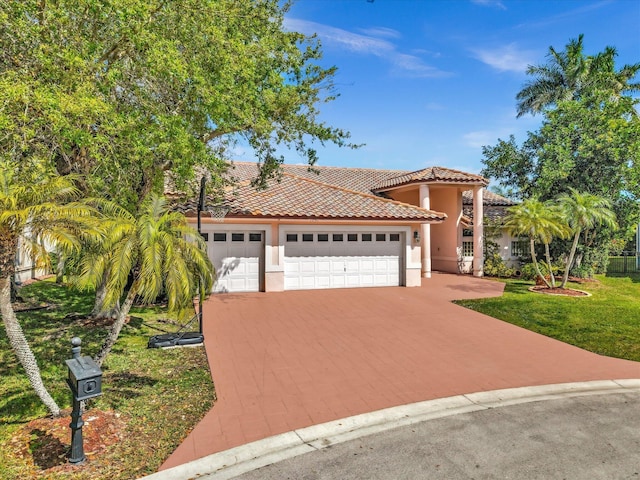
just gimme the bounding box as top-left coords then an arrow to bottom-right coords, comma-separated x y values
65,348 -> 102,401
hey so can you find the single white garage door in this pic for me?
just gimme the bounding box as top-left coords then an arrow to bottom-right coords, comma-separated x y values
209,231 -> 263,292
284,231 -> 402,290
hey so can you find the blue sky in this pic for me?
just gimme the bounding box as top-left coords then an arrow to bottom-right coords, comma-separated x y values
237,0 -> 640,175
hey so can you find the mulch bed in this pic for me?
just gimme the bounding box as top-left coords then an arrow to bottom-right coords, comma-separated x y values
529,286 -> 591,297
8,409 -> 127,474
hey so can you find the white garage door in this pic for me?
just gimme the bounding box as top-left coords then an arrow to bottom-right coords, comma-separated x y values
284,231 -> 403,290
209,231 -> 263,293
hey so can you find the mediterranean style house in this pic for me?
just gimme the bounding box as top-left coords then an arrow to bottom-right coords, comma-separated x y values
176,162 -> 503,293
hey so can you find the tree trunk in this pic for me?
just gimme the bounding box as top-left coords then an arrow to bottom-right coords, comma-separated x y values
0,276 -> 61,417
544,242 -> 556,288
561,232 -> 581,288
530,239 -> 551,288
90,271 -> 120,319
55,252 -> 65,284
94,283 -> 138,367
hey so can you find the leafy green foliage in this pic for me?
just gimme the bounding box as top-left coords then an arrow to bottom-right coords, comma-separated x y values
483,253 -> 515,278
1,161 -> 105,416
516,34 -> 640,117
482,36 -> 640,270
519,262 -> 559,281
1,0 -> 356,210
0,280 -> 214,479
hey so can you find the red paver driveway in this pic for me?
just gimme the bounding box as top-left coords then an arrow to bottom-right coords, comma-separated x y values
161,273 -> 640,469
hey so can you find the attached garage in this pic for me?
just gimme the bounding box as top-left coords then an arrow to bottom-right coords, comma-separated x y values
284,230 -> 404,290
209,230 -> 264,293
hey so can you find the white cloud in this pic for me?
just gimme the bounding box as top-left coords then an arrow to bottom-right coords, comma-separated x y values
358,26 -> 402,39
471,0 -> 507,10
284,18 -> 450,78
471,43 -> 535,73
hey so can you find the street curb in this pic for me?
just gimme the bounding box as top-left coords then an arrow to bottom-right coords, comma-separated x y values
141,379 -> 640,480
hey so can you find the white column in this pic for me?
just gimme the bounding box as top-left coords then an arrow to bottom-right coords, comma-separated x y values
473,186 -> 484,277
420,185 -> 431,278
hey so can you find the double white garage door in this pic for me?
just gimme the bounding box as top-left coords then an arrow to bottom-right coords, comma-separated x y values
210,230 -> 403,292
284,232 -> 402,290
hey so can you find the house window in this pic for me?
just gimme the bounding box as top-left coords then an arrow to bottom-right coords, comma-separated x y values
249,233 -> 262,242
511,240 -> 529,257
231,233 -> 244,242
213,233 -> 227,242
302,234 -> 313,242
333,234 -> 344,242
286,234 -> 298,242
389,234 -> 400,242
462,241 -> 474,257
462,228 -> 473,237
362,233 -> 372,242
200,233 -> 209,242
376,233 -> 386,241
347,234 -> 358,242
318,234 -> 329,242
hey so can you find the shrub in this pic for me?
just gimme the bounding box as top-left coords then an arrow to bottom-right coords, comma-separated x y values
483,253 -> 516,278
519,262 -> 560,281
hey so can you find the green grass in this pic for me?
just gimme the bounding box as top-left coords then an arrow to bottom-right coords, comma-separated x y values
0,280 -> 215,479
455,273 -> 640,362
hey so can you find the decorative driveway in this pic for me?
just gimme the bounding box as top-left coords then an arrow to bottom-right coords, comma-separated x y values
161,273 -> 640,470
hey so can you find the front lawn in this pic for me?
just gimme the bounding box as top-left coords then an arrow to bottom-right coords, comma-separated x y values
0,280 -> 215,480
455,274 -> 640,362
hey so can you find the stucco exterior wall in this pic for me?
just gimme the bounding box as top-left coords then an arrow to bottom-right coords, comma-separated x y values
429,188 -> 462,273
389,189 -> 420,206
14,237 -> 50,284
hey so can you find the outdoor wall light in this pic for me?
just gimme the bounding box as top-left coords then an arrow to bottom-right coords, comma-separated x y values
413,230 -> 420,243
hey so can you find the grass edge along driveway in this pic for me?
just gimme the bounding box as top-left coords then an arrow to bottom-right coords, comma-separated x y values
0,280 -> 215,480
455,274 -> 640,363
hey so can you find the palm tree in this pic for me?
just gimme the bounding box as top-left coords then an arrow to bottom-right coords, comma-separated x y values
79,194 -> 213,367
504,199 -> 569,288
516,34 -> 640,117
557,189 -> 617,288
0,162 -> 100,417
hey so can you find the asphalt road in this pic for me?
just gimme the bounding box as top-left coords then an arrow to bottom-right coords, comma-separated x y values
232,392 -> 640,480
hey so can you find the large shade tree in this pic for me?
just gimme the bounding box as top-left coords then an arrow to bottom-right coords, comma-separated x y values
1,0 -> 357,320
76,195 -> 214,366
0,0 -> 356,210
483,37 -> 639,267
0,162 -> 100,416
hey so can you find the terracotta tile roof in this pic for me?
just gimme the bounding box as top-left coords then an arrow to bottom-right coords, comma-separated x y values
372,166 -> 488,191
463,205 -> 512,222
227,162 -> 404,194
224,173 -> 446,221
462,189 -> 515,206
170,162 -> 501,222
462,190 -> 516,222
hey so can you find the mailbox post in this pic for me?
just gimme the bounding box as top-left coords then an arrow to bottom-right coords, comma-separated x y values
65,337 -> 102,464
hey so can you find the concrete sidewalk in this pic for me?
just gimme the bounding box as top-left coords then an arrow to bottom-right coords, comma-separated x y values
158,273 -> 640,472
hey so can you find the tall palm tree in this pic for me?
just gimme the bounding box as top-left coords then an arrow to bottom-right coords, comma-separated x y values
78,194 -> 213,367
504,199 -> 569,288
0,162 -> 100,417
557,189 -> 617,288
516,34 -> 640,117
